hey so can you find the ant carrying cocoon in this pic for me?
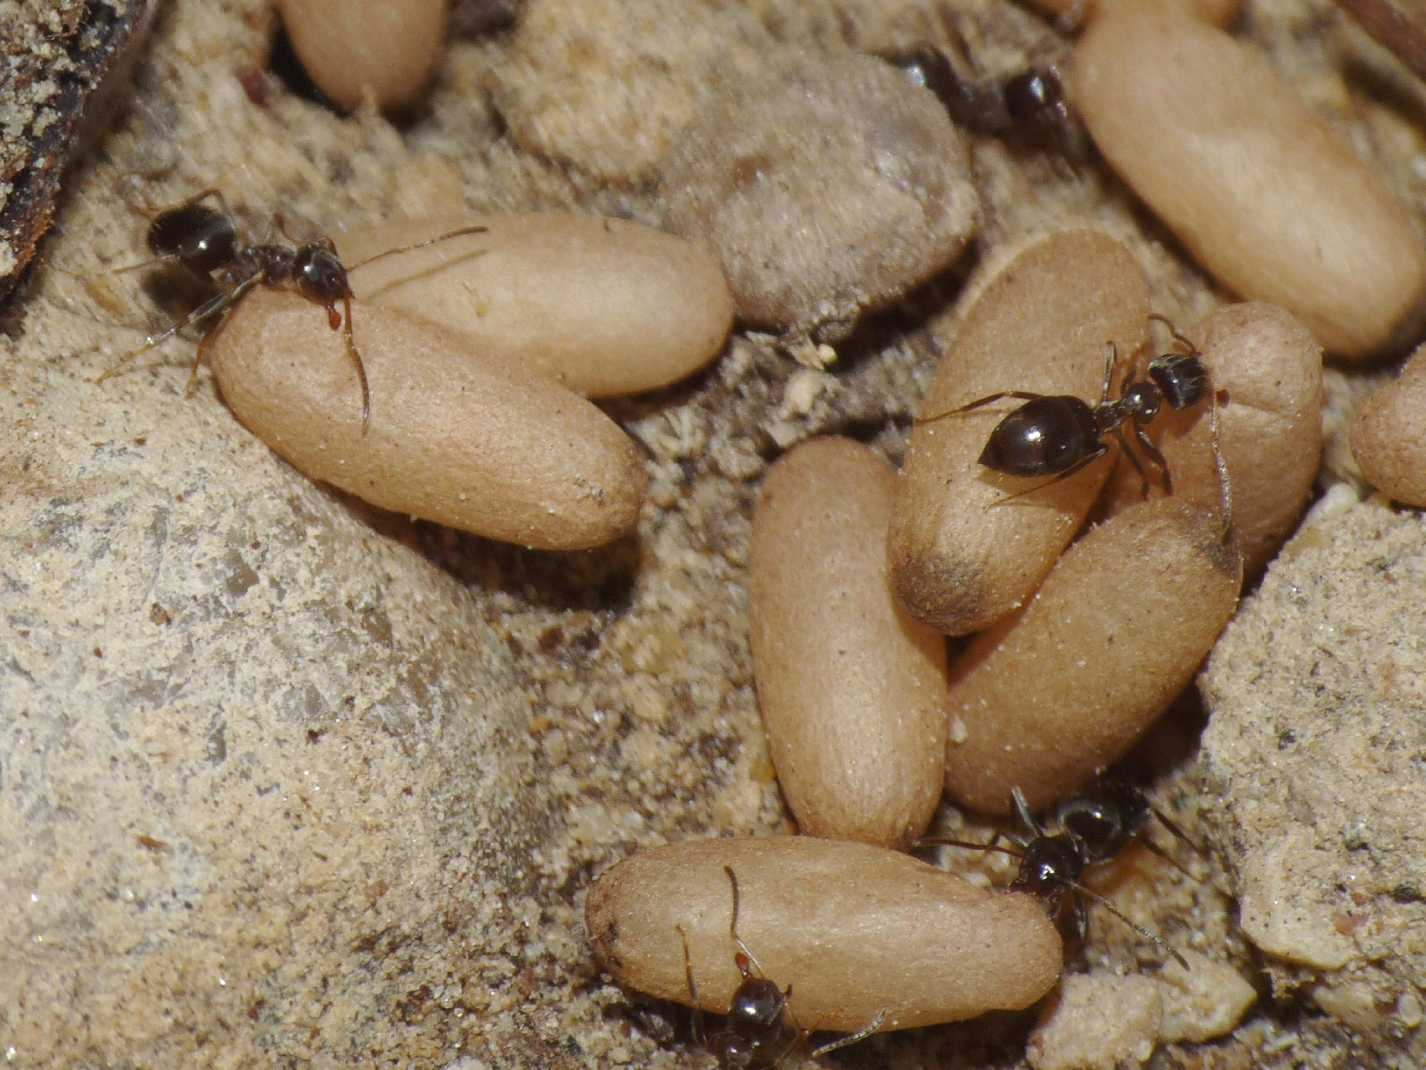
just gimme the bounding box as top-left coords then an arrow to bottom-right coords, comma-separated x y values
916,313 -> 1210,503
677,866 -> 885,1068
91,187 -> 487,431
919,785 -> 1193,970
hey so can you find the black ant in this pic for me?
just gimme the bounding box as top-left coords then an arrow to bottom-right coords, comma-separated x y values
916,314 -> 1210,502
918,785 -> 1192,970
882,43 -> 1075,153
676,866 -> 885,1068
92,188 -> 487,431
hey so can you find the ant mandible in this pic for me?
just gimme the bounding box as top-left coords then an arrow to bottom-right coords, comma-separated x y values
917,786 -> 1192,970
93,187 -> 487,432
676,866 -> 885,1068
916,314 -> 1210,502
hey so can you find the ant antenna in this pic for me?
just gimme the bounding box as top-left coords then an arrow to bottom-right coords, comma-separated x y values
724,865 -> 770,984
1012,786 -> 1044,837
1058,876 -> 1190,971
677,925 -> 709,1047
345,224 -> 490,274
1147,312 -> 1195,353
809,1010 -> 890,1058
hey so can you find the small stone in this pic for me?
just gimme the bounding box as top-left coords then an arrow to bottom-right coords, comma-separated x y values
662,51 -> 977,342
1028,973 -> 1162,1070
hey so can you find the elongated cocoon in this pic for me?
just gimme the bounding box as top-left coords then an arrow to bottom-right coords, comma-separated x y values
586,836 -> 1063,1032
750,437 -> 948,847
209,289 -> 646,550
277,0 -> 447,112
1073,5 -> 1426,357
890,229 -> 1149,636
336,214 -> 733,397
943,497 -> 1241,815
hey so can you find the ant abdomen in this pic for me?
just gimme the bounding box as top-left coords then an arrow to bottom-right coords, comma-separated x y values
146,201 -> 237,280
979,395 -> 1101,477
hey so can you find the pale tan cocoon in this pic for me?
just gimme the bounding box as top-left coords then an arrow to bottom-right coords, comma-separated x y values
943,497 -> 1241,815
209,289 -> 646,550
586,837 -> 1063,1032
1072,4 -> 1426,358
1352,343 -> 1426,507
890,229 -> 1149,636
750,438 -> 948,847
335,214 -> 734,398
277,0 -> 447,112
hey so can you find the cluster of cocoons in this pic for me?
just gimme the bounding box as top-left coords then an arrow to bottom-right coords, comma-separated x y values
209,213 -> 732,550
259,2 -> 1417,1062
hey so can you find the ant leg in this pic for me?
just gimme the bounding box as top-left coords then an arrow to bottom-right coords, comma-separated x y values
1147,803 -> 1204,856
917,390 -> 1045,425
915,835 -> 1023,861
1207,384 -> 1234,542
177,187 -> 234,221
346,225 -> 491,273
1111,427 -> 1153,499
1074,890 -> 1090,941
1132,835 -> 1198,881
335,294 -> 372,432
987,444 -> 1110,507
1132,424 -> 1172,495
1100,342 -> 1117,404
272,212 -> 301,245
1065,877 -> 1190,970
1011,786 -> 1045,839
676,926 -> 708,1047
809,1009 -> 889,1058
96,270 -> 262,384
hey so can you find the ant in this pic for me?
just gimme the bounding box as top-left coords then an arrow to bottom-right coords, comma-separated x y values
881,42 -> 1077,155
676,866 -> 885,1068
916,314 -> 1210,502
917,785 -> 1192,970
92,188 -> 487,431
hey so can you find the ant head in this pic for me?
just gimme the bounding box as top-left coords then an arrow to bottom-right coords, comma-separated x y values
1009,832 -> 1087,905
1149,354 -> 1208,411
727,977 -> 787,1035
147,203 -> 238,278
294,239 -> 353,305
